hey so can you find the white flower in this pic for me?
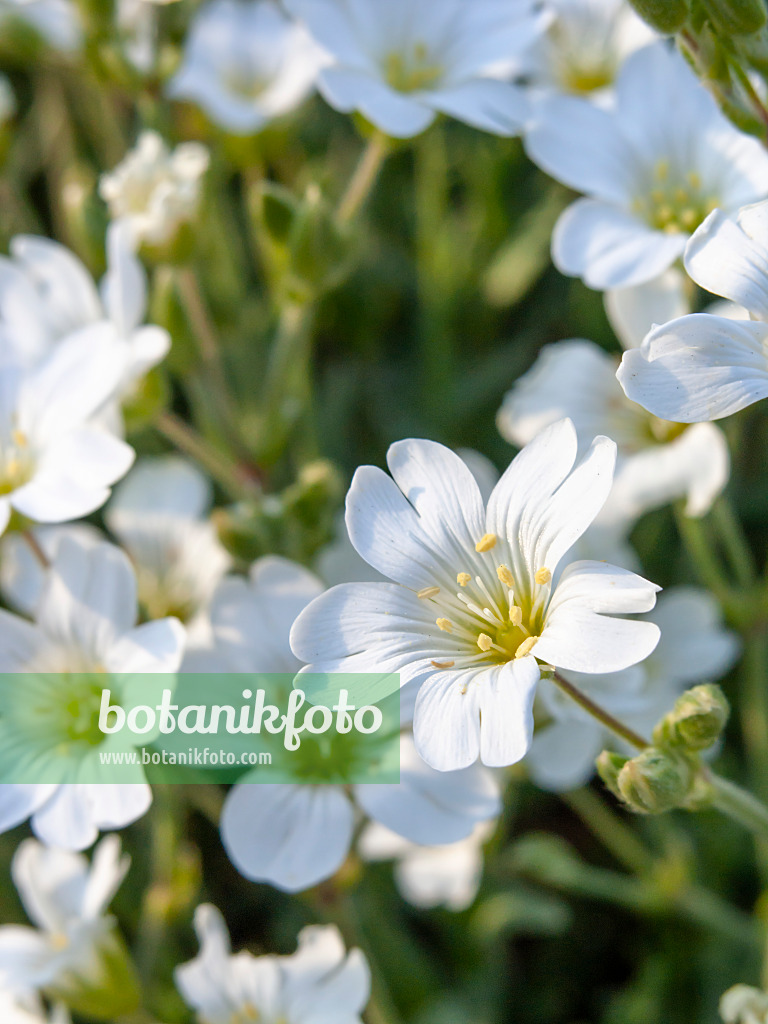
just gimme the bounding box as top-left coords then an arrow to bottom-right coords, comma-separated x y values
176,905 -> 370,1024
116,0 -> 181,73
527,586 -> 740,790
99,131 -> 210,247
106,456 -> 230,635
0,223 -> 171,398
497,338 -> 730,524
0,332 -> 134,536
290,421 -> 661,772
283,0 -> 546,138
721,985 -> 768,1024
0,0 -> 81,51
0,535 -> 186,850
0,837 -> 128,997
168,0 -> 328,135
0,75 -> 15,124
516,0 -> 654,102
618,200 -> 768,421
0,991 -> 70,1024
221,734 -> 501,892
359,819 -> 493,911
525,42 -> 768,289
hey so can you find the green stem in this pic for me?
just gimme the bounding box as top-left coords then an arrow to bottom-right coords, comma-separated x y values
155,410 -> 259,501
550,672 -> 649,751
562,787 -> 652,874
134,786 -> 180,986
713,496 -> 757,589
708,772 -> 768,840
674,505 -> 734,607
336,131 -> 389,225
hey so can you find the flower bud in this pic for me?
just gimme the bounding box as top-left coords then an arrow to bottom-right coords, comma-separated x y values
616,749 -> 693,814
653,684 -> 730,752
629,0 -> 690,33
703,0 -> 767,34
596,750 -> 629,800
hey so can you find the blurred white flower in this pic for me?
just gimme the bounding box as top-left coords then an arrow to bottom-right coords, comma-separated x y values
0,75 -> 15,124
168,0 -> 328,135
222,734 -> 501,892
359,819 -> 494,911
116,0 -> 181,73
0,332 -> 134,536
497,338 -> 730,524
516,0 -> 653,102
0,837 -> 130,1002
527,587 -> 740,790
0,0 -> 81,51
618,200 -> 768,421
176,905 -> 370,1024
0,524 -> 102,618
283,0 -> 547,138
291,422 -> 661,773
0,991 -> 70,1024
0,223 -> 171,401
525,42 -> 768,289
721,985 -> 768,1024
106,456 -> 230,637
99,131 -> 210,247
0,535 -> 185,850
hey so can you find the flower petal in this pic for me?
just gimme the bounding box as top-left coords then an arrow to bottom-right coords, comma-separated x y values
685,205 -> 768,319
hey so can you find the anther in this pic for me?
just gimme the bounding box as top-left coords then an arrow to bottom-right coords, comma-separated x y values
457,572 -> 471,587
475,533 -> 497,553
431,659 -> 455,669
417,586 -> 440,599
477,634 -> 494,652
436,618 -> 453,632
515,636 -> 539,659
535,568 -> 551,585
509,606 -> 523,627
497,564 -> 515,588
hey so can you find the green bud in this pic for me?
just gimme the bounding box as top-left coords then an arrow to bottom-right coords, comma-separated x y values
734,20 -> 768,73
629,0 -> 690,32
616,748 -> 694,814
702,0 -> 767,34
653,684 -> 730,752
596,750 -> 629,800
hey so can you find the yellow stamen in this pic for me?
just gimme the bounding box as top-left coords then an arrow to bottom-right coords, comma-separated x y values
431,659 -> 455,669
457,572 -> 471,587
535,568 -> 551,585
417,586 -> 440,599
477,633 -> 494,652
12,430 -> 27,447
475,533 -> 497,553
654,158 -> 669,181
497,564 -> 515,588
509,606 -> 523,627
436,618 -> 453,633
515,636 -> 539,659
687,171 -> 702,190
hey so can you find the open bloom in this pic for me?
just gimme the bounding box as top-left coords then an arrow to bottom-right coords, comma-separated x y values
525,42 -> 768,289
527,586 -> 740,791
497,338 -> 730,524
618,200 -> 768,421
106,456 -> 230,638
283,0 -> 546,138
99,131 -> 210,247
0,331 -> 134,537
0,535 -> 185,849
0,837 -> 132,1008
516,0 -> 654,102
176,904 -> 370,1024
359,818 -> 494,911
291,421 -> 661,772
721,985 -> 768,1024
168,0 -> 328,135
0,223 -> 171,402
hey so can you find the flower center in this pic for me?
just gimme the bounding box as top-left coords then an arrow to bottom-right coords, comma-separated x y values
647,416 -> 687,444
420,540 -> 551,670
383,43 -> 443,93
0,429 -> 33,496
634,161 -> 718,235
223,67 -> 269,101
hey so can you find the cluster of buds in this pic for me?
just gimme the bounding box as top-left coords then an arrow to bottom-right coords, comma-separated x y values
597,684 -> 730,815
629,0 -> 768,140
